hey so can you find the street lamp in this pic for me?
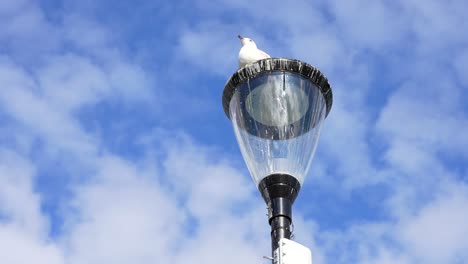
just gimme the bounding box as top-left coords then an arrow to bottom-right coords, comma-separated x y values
222,58 -> 333,260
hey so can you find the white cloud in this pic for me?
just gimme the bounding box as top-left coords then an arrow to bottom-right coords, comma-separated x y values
377,79 -> 468,162
163,138 -> 254,219
38,54 -> 110,112
0,1 -> 60,63
38,54 -> 154,112
289,31 -> 346,72
317,91 -> 379,188
177,22 -> 239,75
0,149 -> 46,237
0,149 -> 64,264
62,155 -> 184,264
0,0 -> 28,15
63,14 -> 115,53
399,183 -> 468,263
1,0 -> 468,263
0,58 -> 98,157
0,226 -> 64,264
327,0 -> 410,48
405,0 -> 467,53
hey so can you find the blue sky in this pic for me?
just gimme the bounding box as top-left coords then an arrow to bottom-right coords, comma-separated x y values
1,0 -> 467,263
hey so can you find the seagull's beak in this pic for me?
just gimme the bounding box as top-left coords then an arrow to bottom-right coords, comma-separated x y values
238,35 -> 244,40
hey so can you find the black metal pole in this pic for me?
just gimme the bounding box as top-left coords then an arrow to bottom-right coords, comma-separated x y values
258,174 -> 301,260
270,197 -> 292,252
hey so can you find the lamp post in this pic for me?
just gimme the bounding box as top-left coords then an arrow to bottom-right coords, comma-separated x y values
222,58 -> 333,261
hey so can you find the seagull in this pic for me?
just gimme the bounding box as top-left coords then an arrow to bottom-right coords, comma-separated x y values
238,35 -> 271,69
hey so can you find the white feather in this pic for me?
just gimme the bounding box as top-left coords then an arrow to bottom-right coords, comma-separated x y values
238,36 -> 271,68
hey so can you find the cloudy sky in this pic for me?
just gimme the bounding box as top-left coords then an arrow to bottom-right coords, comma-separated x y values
1,0 -> 467,263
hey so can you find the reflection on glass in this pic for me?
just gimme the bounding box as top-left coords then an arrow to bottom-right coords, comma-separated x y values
230,71 -> 326,186
245,74 -> 309,127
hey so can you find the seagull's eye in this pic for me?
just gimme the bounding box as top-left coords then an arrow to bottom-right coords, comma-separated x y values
249,40 -> 253,42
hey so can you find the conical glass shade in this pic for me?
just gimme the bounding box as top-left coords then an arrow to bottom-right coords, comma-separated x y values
229,71 -> 327,185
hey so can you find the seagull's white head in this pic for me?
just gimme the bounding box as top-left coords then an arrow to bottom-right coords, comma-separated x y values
238,35 -> 257,48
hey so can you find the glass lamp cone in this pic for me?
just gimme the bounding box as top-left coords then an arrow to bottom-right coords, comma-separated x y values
229,71 -> 327,186
223,58 -> 332,259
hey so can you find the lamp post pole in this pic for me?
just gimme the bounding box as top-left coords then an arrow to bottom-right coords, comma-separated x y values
259,173 -> 300,253
222,58 -> 333,263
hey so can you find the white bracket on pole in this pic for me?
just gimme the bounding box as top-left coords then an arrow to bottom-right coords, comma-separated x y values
273,238 -> 312,264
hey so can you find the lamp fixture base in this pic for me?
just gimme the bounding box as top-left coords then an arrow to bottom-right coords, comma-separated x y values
258,174 -> 301,253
